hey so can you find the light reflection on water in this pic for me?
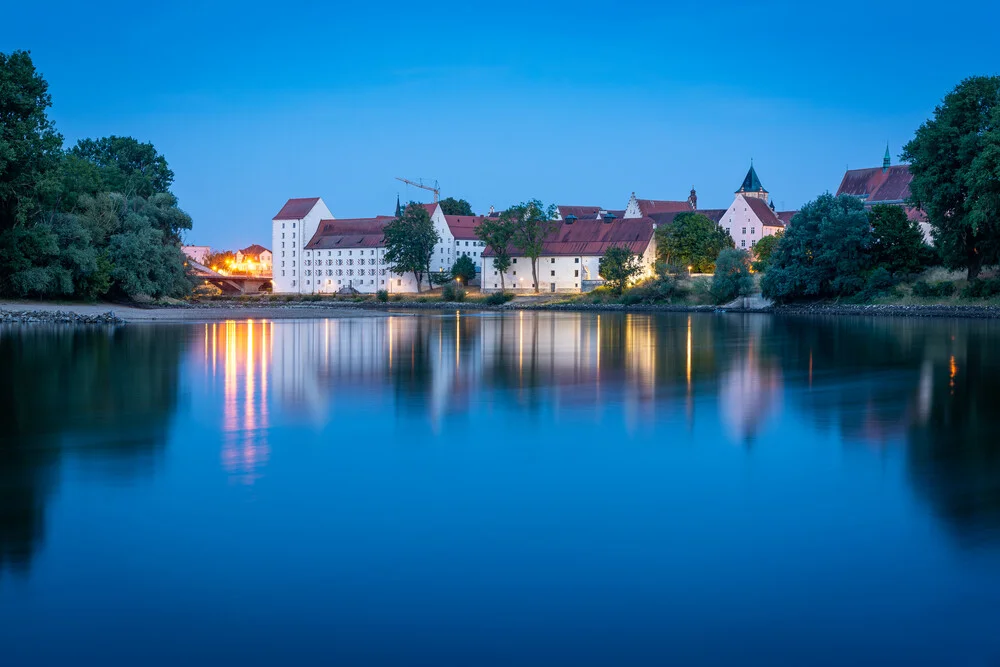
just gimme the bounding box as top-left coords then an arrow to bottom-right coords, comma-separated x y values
2,313 -> 1000,666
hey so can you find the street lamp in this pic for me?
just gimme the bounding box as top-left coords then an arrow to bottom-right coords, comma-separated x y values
688,265 -> 693,276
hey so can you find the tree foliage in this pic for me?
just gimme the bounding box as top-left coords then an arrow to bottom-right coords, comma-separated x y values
383,202 -> 439,292
438,197 -> 474,216
505,200 -> 558,293
0,51 -> 193,300
655,212 -> 734,273
451,255 -> 477,284
598,245 -> 643,294
902,76 -> 1000,279
751,232 -> 782,272
711,249 -> 754,304
869,204 -> 931,275
475,216 -> 515,290
761,194 -> 873,303
204,249 -> 236,271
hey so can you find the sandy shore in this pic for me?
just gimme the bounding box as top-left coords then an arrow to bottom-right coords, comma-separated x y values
0,301 -> 391,323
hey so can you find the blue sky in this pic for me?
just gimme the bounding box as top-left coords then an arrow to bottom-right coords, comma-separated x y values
3,0 -> 998,249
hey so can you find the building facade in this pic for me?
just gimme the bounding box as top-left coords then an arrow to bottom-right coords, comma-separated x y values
271,197 -> 334,294
719,165 -> 791,252
182,245 -> 211,264
836,147 -> 931,242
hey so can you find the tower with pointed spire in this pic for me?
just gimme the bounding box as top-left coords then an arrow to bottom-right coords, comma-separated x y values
883,144 -> 891,173
736,161 -> 769,201
395,194 -> 401,217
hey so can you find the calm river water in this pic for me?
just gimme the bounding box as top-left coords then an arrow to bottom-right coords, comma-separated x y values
1,312 -> 999,666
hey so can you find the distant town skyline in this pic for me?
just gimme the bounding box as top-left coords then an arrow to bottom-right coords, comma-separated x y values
4,0 -> 998,249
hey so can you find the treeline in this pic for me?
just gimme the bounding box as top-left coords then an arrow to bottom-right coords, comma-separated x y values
0,51 -> 191,300
761,75 -> 1000,303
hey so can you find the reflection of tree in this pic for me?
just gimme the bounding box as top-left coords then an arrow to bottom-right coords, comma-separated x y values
906,327 -> 1000,546
0,325 -> 185,573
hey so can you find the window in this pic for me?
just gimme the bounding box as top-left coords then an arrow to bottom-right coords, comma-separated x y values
574,258 -> 579,263
742,227 -> 746,234
465,241 -> 469,246
292,280 -> 296,286
348,250 -> 352,256
574,270 -> 579,277
292,223 -> 296,228
726,228 -> 730,235
397,279 -> 401,286
282,233 -> 285,239
751,227 -> 755,235
741,240 -> 746,248
282,223 -> 285,229
281,261 -> 285,268
751,240 -> 757,247
512,258 -> 517,264
281,270 -> 285,276
513,271 -> 517,275
338,251 -> 342,256
551,258 -> 555,264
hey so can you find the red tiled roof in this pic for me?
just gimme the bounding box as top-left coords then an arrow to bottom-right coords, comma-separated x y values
445,215 -> 487,240
304,217 -> 394,250
904,206 -> 927,223
483,218 -> 654,257
558,205 -> 602,219
744,197 -> 785,228
273,197 -> 321,220
239,244 -> 270,258
776,211 -> 797,226
605,209 -> 626,219
418,203 -> 437,217
638,199 -> 693,216
836,165 -> 913,203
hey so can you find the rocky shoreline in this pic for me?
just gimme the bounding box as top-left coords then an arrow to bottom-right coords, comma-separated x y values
772,303 -> 1000,319
0,308 -> 124,325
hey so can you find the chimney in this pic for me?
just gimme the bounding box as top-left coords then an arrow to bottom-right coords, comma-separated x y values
603,213 -> 616,224
565,214 -> 577,224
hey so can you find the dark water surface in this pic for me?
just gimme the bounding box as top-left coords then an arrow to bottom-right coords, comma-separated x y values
2,312 -> 1000,666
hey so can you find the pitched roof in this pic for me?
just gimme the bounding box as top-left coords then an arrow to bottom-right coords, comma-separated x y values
836,165 -> 913,203
737,164 -> 766,193
637,199 -> 693,216
558,205 -> 602,220
239,244 -> 270,258
744,196 -> 785,227
776,211 -> 797,226
304,217 -> 394,250
483,218 -> 654,258
445,215 -> 487,240
273,197 -> 321,220
649,209 -> 726,226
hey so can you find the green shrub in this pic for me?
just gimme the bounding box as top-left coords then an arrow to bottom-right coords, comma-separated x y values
441,283 -> 466,302
710,249 -> 753,304
913,280 -> 956,297
376,290 -> 389,302
962,278 -> 1000,298
390,293 -> 404,302
485,291 -> 514,305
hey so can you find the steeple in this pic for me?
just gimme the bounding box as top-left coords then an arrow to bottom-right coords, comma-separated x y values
736,160 -> 769,200
883,144 -> 891,173
395,194 -> 401,217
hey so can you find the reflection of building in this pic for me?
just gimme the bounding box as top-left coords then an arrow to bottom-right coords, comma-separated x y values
718,317 -> 783,444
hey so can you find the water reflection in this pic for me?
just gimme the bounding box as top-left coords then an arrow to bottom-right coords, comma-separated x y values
0,325 -> 185,574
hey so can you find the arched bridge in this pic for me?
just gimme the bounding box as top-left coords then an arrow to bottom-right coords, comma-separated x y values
186,260 -> 272,294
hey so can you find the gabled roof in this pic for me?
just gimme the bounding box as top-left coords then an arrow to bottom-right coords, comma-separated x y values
836,165 -> 913,203
637,199 -> 693,216
649,209 -> 726,227
776,211 -> 797,226
304,217 -> 394,250
445,215 -> 487,240
737,164 -> 766,194
744,196 -> 785,227
484,218 -> 654,258
239,244 -> 270,258
274,197 -> 322,220
558,205 -> 602,220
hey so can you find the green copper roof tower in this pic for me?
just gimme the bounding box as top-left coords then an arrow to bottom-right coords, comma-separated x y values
736,161 -> 769,200
883,144 -> 891,172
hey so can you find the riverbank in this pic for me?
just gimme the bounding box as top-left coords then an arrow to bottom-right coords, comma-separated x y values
0,301 -> 389,323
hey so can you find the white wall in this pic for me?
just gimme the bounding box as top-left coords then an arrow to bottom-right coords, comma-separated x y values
303,246 -> 427,294
480,243 -> 655,293
272,198 -> 333,294
428,205 -> 455,274
623,193 -> 642,219
720,194 -> 782,254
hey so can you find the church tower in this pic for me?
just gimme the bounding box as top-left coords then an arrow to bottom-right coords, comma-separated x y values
883,144 -> 891,173
736,161 -> 768,201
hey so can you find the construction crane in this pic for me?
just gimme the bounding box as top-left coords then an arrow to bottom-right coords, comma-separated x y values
395,177 -> 440,203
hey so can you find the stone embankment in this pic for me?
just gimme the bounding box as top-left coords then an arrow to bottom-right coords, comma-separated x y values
0,309 -> 123,325
775,303 -> 1000,319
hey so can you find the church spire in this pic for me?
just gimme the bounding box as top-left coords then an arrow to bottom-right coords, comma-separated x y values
736,161 -> 768,200
395,194 -> 401,217
883,144 -> 891,173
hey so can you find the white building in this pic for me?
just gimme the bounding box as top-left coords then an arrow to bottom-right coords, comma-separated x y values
444,214 -> 489,275
234,244 -> 272,275
182,245 -> 211,264
719,165 -> 790,252
481,217 -> 658,293
272,197 -> 333,294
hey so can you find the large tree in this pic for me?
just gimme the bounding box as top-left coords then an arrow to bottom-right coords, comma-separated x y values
384,202 -> 439,292
598,245 -> 643,294
505,200 -> 558,293
70,136 -> 175,200
761,193 -> 872,303
451,255 -> 477,285
711,248 -> 754,304
475,216 -> 515,291
438,197 -> 474,216
655,212 -> 733,273
902,76 -> 1000,279
869,204 -> 931,275
751,232 -> 782,272
0,50 -> 63,231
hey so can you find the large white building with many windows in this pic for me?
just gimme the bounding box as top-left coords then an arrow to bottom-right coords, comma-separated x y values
719,165 -> 792,253
271,197 -> 333,294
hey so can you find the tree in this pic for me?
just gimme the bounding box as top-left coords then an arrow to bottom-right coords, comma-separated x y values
0,50 -> 64,231
655,212 -> 734,273
902,76 -> 1000,279
598,245 -> 643,294
204,250 -> 236,272
70,136 -> 175,199
475,216 -> 515,291
439,197 -> 474,216
751,232 -> 782,272
451,255 -> 477,285
505,200 -> 558,293
383,202 -> 440,292
711,249 -> 754,304
869,204 -> 931,275
761,194 -> 873,303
